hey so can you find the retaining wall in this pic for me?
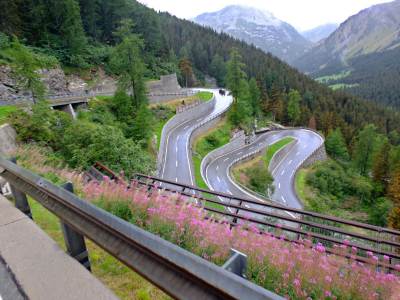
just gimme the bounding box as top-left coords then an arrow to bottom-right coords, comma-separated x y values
268,140 -> 298,173
0,124 -> 17,157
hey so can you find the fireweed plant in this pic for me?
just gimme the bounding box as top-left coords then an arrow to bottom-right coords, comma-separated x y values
15,146 -> 400,300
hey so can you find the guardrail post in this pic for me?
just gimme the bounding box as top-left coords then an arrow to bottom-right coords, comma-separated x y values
8,158 -> 32,219
222,249 -> 247,278
60,182 -> 91,271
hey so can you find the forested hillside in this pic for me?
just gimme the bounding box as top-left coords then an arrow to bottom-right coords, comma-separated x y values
1,0 -> 400,142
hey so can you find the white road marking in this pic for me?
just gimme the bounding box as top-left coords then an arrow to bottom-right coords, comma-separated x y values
224,157 -> 230,162
237,152 -> 243,156
281,196 -> 286,203
176,160 -> 178,167
288,160 -> 293,165
249,147 -> 254,150
281,170 -> 285,176
227,190 -> 233,195
244,204 -> 250,208
217,176 -> 221,183
184,126 -> 189,130
197,118 -> 202,122
292,170 -> 295,177
278,182 -> 281,189
175,178 -> 178,182
175,145 -> 178,153
216,165 -> 219,170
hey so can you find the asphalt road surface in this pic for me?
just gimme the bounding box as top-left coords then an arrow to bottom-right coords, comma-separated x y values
160,89 -> 233,186
205,129 -> 323,210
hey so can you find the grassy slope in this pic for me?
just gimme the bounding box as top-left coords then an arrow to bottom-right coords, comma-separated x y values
192,118 -> 231,209
232,137 -> 294,195
0,105 -> 17,125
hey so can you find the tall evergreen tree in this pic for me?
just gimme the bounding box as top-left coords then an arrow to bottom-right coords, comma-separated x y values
110,19 -> 147,109
248,78 -> 260,118
0,0 -> 22,35
226,48 -> 247,99
353,124 -> 379,175
287,89 -> 301,125
388,167 -> 400,230
62,0 -> 88,65
209,54 -> 226,87
10,38 -> 46,103
178,58 -> 193,87
372,140 -> 391,189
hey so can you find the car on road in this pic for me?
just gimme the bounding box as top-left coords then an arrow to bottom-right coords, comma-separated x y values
219,89 -> 225,96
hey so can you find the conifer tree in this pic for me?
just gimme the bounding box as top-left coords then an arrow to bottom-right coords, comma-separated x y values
226,48 -> 247,99
372,140 -> 391,189
287,89 -> 301,125
110,19 -> 147,109
178,58 -> 193,87
388,167 -> 400,230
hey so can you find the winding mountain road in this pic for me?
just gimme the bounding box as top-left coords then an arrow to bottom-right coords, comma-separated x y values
160,89 -> 233,185
204,129 -> 323,209
159,88 -> 324,209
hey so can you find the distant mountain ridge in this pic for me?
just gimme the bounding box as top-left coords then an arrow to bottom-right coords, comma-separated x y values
293,0 -> 400,109
301,23 -> 338,43
294,0 -> 400,75
194,5 -> 312,63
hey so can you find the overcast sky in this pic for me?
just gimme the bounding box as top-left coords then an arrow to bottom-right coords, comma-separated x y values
138,0 -> 394,31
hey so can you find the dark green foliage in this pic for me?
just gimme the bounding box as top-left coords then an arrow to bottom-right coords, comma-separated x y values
247,166 -> 274,196
209,54 -> 226,87
305,160 -> 381,222
352,124 -> 380,175
3,0 -> 400,140
110,20 -> 148,109
368,197 -> 393,227
325,128 -> 349,161
287,90 -> 301,125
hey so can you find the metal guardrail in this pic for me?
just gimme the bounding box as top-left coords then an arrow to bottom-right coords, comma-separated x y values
0,157 -> 283,300
134,174 -> 400,271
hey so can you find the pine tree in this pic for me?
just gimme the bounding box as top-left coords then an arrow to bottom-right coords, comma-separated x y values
269,85 -> 284,122
178,58 -> 193,88
110,19 -> 147,110
62,0 -> 88,66
372,140 -> 391,189
209,54 -> 226,87
308,116 -> 317,130
248,78 -> 260,118
10,37 -> 46,103
287,89 -> 301,125
388,167 -> 400,205
0,0 -> 22,35
388,167 -> 400,230
353,124 -> 379,175
226,48 -> 247,99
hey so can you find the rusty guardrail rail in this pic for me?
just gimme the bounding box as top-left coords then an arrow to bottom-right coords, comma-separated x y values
0,157 -> 283,300
134,174 -> 400,271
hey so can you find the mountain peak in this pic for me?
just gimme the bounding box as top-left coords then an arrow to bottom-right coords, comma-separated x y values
194,5 -> 311,63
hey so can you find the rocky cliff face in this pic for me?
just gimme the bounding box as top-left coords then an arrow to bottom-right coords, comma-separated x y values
0,66 -> 116,104
194,5 -> 311,63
